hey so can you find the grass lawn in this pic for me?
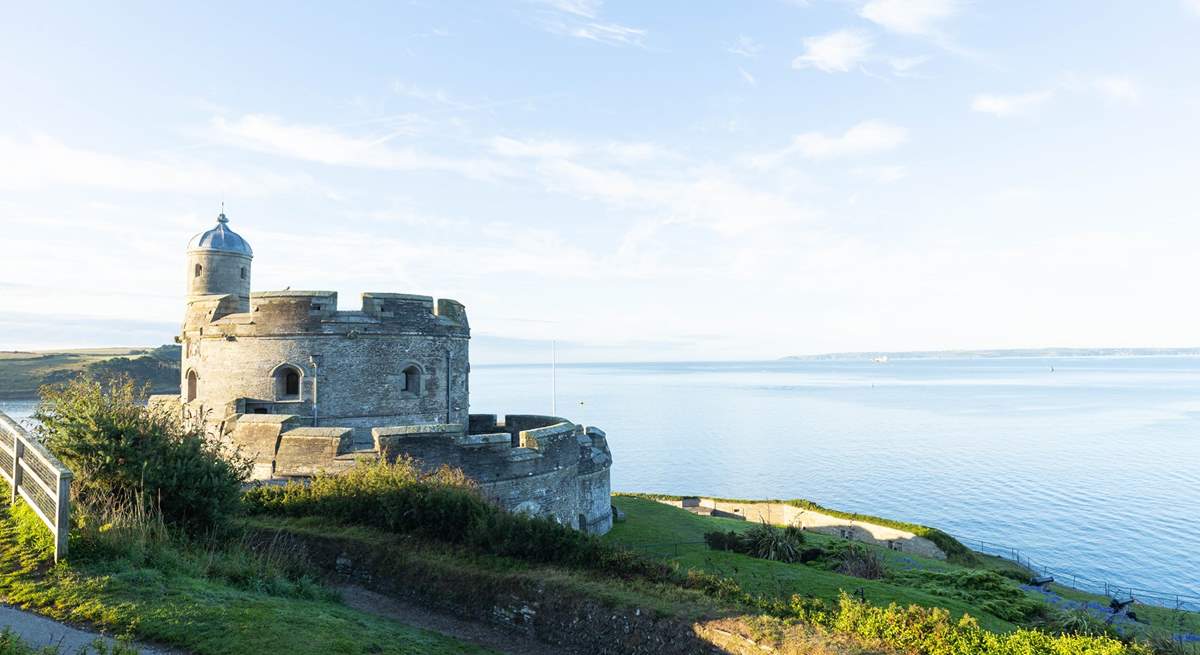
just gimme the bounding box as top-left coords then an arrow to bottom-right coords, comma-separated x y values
0,501 -> 496,655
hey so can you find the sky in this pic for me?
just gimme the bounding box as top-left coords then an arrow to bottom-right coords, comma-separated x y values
2,1 -> 1200,363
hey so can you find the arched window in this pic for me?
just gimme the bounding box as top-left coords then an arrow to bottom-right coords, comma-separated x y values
274,365 -> 303,400
186,370 -> 198,402
194,263 -> 202,278
402,365 -> 421,394
240,267 -> 246,280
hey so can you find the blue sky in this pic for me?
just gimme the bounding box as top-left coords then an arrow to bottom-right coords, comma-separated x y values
2,1 -> 1200,362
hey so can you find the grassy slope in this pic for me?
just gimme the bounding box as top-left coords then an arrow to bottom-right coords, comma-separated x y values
605,497 -> 1015,631
243,515 -> 732,622
0,351 -> 139,399
606,497 -> 1200,639
0,349 -> 178,400
0,503 -> 495,655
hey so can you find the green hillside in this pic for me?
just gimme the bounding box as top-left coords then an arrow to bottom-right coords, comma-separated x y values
0,345 -> 180,399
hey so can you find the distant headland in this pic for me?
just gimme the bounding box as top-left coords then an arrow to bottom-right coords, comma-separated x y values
781,347 -> 1200,361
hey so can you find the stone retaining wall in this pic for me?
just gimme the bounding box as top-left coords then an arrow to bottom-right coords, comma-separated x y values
661,497 -> 947,560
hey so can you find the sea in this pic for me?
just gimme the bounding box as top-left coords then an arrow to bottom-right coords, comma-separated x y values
3,356 -> 1198,597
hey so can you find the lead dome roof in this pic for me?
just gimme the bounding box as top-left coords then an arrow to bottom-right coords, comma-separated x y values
188,213 -> 253,256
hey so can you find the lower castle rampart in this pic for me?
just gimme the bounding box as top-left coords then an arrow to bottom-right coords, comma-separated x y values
205,406 -> 613,535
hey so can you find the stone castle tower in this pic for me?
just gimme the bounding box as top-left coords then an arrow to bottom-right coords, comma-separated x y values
173,212 -> 613,534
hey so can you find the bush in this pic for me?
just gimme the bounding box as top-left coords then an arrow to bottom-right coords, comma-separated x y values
34,376 -> 248,535
1045,609 -> 1121,639
742,522 -> 804,563
703,523 -> 805,562
703,530 -> 741,551
891,569 -> 1047,624
792,593 -> 1144,655
834,543 -> 886,580
243,458 -> 675,583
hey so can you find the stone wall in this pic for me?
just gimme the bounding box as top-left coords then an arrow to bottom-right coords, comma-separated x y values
658,497 -> 946,559
232,412 -> 614,535
181,291 -> 470,448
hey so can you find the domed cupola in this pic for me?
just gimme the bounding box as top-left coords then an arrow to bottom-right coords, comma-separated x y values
188,212 -> 253,256
186,210 -> 253,313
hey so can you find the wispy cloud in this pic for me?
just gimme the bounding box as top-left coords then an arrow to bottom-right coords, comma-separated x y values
973,74 -> 1139,118
727,34 -> 763,58
793,120 -> 908,158
486,136 -> 815,238
889,54 -> 931,76
791,30 -> 873,73
859,0 -> 961,36
0,134 -> 303,195
210,114 -> 508,180
739,67 -> 758,86
530,0 -> 647,47
750,121 -> 909,165
970,90 -> 1054,117
1184,0 -> 1200,16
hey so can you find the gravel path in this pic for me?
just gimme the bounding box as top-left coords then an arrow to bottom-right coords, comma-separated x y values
336,585 -> 567,655
0,604 -> 177,654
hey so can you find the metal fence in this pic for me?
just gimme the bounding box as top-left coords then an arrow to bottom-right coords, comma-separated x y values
0,411 -> 72,561
955,535 -> 1200,612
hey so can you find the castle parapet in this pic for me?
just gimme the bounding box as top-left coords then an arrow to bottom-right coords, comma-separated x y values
360,293 -> 469,329
249,291 -> 337,327
185,293 -> 242,326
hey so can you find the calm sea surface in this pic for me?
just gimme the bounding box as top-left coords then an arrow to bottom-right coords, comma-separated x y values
4,356 -> 1199,594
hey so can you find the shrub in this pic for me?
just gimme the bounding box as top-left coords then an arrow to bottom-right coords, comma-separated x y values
792,593 -> 1145,655
891,569 -> 1047,624
1045,609 -> 1121,639
703,530 -> 741,551
243,458 -> 675,582
834,543 -> 886,580
742,522 -> 804,563
35,375 -> 248,535
703,523 -> 805,562
799,547 -> 825,563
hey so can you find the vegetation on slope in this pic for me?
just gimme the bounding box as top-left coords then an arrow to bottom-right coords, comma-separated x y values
618,491 -> 977,564
608,496 -> 1197,652
0,346 -> 179,400
243,462 -> 1153,653
0,377 -> 493,655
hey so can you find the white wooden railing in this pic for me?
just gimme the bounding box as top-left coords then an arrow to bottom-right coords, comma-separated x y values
0,410 -> 72,561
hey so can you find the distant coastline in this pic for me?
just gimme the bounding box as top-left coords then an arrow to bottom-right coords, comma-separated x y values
781,347 -> 1200,361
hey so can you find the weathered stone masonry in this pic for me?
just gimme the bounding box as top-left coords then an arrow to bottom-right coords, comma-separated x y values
163,212 -> 613,534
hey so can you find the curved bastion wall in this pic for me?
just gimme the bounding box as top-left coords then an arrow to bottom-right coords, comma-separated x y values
211,410 -> 613,534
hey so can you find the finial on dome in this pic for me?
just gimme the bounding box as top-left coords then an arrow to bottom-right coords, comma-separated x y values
217,201 -> 228,224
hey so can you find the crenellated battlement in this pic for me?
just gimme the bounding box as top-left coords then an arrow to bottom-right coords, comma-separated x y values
369,414 -> 610,474
185,290 -> 468,336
